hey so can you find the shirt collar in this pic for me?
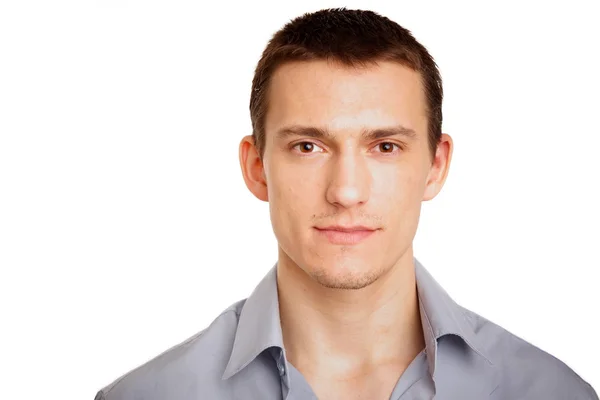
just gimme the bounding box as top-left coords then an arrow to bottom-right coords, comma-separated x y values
414,258 -> 493,377
222,257 -> 493,381
222,261 -> 283,380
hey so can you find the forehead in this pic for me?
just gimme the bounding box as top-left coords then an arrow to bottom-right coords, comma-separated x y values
265,60 -> 428,137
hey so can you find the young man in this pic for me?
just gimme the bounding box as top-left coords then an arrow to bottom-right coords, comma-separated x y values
95,8 -> 598,400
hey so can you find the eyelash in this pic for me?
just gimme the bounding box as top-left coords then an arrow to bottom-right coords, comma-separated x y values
290,141 -> 403,156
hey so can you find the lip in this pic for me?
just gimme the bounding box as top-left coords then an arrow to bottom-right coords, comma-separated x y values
315,225 -> 376,232
314,226 -> 378,245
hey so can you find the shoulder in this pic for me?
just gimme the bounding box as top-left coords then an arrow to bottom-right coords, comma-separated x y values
461,307 -> 598,399
94,299 -> 246,400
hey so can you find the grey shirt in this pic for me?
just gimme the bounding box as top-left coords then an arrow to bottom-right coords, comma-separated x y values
95,258 -> 598,399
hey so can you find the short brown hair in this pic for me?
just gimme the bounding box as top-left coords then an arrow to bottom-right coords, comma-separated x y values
249,7 -> 443,163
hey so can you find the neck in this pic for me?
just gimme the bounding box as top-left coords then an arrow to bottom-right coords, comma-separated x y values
277,248 -> 425,378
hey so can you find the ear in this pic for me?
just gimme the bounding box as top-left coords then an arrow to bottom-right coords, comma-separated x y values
239,135 -> 269,202
423,133 -> 453,201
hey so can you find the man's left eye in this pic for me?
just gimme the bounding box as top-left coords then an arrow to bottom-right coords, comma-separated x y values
376,142 -> 400,153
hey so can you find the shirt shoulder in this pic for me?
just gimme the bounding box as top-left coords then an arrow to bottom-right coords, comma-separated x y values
461,306 -> 598,399
94,299 -> 246,400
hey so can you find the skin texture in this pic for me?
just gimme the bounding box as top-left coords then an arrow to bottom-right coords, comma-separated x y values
239,60 -> 453,398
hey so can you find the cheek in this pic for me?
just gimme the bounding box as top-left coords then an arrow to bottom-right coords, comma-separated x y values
268,167 -> 321,232
374,168 -> 424,219
267,169 -> 325,261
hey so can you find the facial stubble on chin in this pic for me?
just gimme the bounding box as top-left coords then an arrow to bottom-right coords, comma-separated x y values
309,251 -> 383,290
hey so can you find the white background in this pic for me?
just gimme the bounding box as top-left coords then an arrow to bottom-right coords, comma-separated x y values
1,1 -> 598,398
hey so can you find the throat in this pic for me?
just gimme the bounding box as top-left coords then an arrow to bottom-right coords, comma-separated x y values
295,355 -> 421,400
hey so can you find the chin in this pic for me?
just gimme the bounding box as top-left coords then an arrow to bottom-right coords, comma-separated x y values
307,259 -> 382,290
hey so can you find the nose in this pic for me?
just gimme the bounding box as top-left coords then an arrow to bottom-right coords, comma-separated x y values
325,151 -> 371,208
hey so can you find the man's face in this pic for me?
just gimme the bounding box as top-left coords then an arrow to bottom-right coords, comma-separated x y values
243,60 -> 450,290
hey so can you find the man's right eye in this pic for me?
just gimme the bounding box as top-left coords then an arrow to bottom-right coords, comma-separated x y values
292,142 -> 324,154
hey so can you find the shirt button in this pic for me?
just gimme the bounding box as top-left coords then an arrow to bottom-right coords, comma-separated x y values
277,362 -> 286,376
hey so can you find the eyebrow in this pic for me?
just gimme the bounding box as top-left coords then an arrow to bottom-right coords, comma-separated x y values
274,124 -> 417,142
